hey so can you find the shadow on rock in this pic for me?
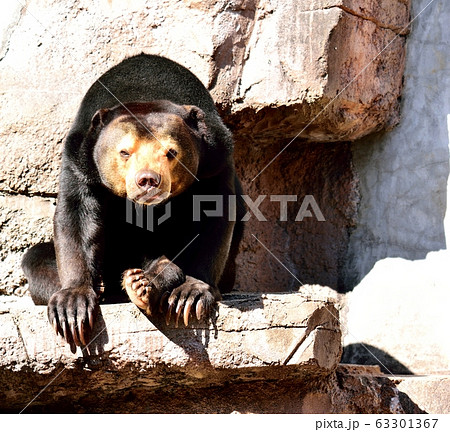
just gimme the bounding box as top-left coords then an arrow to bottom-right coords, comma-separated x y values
342,343 -> 413,375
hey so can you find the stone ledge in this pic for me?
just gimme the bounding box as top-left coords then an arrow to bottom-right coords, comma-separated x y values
0,289 -> 342,412
396,375 -> 450,414
1,292 -> 434,414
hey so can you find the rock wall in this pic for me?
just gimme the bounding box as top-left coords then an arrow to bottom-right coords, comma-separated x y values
0,0 -> 409,294
341,0 -> 450,375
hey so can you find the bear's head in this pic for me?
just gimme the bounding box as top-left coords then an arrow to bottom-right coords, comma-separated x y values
91,101 -> 206,205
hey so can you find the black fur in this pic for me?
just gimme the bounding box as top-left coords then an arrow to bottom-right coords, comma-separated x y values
22,54 -> 244,350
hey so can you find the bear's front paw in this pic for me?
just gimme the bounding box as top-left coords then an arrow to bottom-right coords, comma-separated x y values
47,287 -> 99,353
166,276 -> 221,327
122,268 -> 169,316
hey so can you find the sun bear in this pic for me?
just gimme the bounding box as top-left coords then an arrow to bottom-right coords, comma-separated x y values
22,54 -> 244,352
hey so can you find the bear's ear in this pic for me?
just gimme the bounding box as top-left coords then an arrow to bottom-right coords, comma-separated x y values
182,106 -> 206,132
91,108 -> 111,129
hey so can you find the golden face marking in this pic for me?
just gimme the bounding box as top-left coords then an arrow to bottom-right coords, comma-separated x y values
93,114 -> 199,206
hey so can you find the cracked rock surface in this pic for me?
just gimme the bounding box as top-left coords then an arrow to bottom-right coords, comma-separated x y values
0,289 -> 342,412
3,290 -> 431,414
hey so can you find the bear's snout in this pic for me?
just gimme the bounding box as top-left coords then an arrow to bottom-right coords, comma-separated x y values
135,169 -> 161,191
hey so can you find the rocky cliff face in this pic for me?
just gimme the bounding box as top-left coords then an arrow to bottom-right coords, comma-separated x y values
0,0 -> 410,294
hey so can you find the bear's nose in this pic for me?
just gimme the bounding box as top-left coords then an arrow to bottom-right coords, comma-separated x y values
135,169 -> 161,191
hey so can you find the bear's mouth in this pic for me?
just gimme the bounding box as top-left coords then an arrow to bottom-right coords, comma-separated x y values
129,188 -> 170,205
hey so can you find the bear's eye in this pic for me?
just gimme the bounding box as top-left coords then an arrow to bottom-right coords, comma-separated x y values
166,149 -> 178,160
119,150 -> 131,159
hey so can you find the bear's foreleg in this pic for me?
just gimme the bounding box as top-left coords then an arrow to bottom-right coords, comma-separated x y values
47,163 -> 104,352
168,209 -> 236,325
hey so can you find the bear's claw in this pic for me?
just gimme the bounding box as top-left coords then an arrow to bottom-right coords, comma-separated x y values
166,276 -> 220,327
123,269 -> 219,326
47,287 -> 99,353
